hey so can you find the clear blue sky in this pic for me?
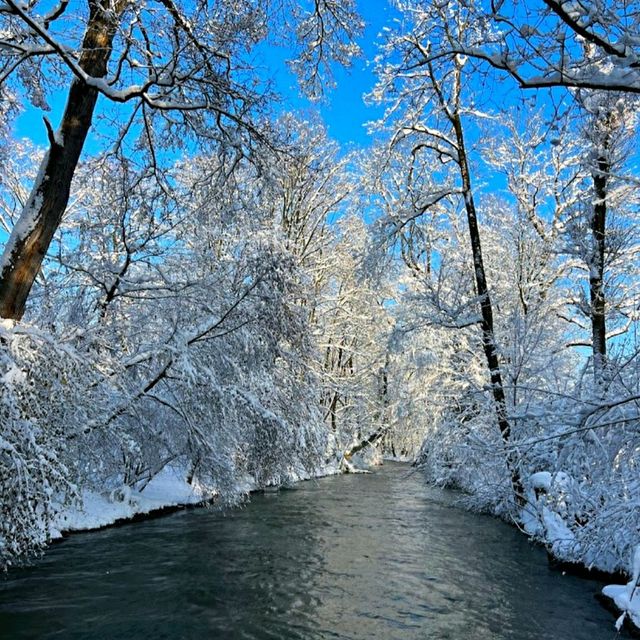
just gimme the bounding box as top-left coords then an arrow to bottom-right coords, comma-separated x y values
308,1 -> 395,147
14,1 -> 394,154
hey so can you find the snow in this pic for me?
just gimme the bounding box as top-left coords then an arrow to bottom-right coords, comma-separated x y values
529,471 -> 552,491
541,506 -> 575,557
340,456 -> 371,474
51,467 -> 216,537
603,584 -> 640,631
602,546 -> 640,630
50,458 -> 342,540
1,363 -> 25,386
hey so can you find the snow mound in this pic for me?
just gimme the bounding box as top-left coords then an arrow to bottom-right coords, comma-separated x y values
602,546 -> 640,631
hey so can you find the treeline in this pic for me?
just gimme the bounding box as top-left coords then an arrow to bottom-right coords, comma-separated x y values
0,0 -> 395,567
368,0 -> 640,580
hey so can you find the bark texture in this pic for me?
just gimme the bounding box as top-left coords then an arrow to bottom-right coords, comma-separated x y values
0,1 -> 126,319
443,70 -> 523,502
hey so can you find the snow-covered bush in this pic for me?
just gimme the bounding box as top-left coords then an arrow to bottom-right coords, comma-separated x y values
517,373 -> 640,573
0,323 -> 78,567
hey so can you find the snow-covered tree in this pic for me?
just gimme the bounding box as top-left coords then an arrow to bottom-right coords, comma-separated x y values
371,0 -> 525,503
0,0 -> 363,320
422,0 -> 640,93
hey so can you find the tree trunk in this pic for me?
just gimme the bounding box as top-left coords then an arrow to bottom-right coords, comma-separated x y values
342,425 -> 388,460
451,111 -> 524,501
590,154 -> 608,382
0,1 -> 124,320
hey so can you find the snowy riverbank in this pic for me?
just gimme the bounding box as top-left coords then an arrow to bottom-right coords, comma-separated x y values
43,434 -> 360,547
50,469 -> 219,539
49,460 -> 343,541
601,549 -> 640,635
517,470 -> 640,634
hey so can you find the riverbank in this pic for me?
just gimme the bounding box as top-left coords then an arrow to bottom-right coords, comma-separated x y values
50,468 -> 218,540
515,472 -> 640,635
48,444 -> 380,541
530,537 -> 640,636
599,561 -> 640,635
50,460 -> 343,541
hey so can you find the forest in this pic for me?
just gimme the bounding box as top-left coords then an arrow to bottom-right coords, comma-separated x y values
1,0 -> 640,634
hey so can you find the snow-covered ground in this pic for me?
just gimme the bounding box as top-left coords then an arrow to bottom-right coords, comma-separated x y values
50,468 -> 221,539
50,459 -> 343,541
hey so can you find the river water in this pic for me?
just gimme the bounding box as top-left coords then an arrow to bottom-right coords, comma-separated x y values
0,463 -> 621,639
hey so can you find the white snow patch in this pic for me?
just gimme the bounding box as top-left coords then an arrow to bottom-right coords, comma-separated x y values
52,467 -> 215,536
2,364 -> 26,386
603,546 -> 640,630
541,506 -> 575,556
530,471 -> 552,491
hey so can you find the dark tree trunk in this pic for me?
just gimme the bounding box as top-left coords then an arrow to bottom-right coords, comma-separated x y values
0,1 -> 124,320
590,154 -> 608,382
451,111 -> 524,502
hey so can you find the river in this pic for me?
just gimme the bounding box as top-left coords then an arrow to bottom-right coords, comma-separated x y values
0,462 -> 621,639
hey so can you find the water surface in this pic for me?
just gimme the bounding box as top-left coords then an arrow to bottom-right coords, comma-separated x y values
0,463 -> 621,639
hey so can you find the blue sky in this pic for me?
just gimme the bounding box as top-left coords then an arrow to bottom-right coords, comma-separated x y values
307,2 -> 395,147
13,1 -> 393,154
